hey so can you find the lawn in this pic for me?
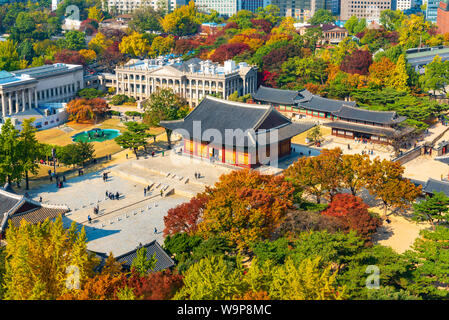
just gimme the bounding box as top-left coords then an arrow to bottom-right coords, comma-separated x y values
291,125 -> 332,145
31,118 -> 168,183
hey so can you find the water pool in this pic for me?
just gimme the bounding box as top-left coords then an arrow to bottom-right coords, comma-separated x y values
72,128 -> 121,142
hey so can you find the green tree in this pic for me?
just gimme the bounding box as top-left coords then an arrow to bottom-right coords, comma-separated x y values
129,5 -> 163,32
379,9 -> 405,31
131,247 -> 157,276
309,9 -> 335,25
420,55 -> 449,97
76,141 -> 95,167
19,118 -> 43,190
114,121 -> 151,159
142,88 -> 189,148
343,16 -> 367,36
306,126 -> 323,145
0,39 -> 27,71
412,191 -> 449,230
405,227 -> 449,299
0,119 -> 23,184
64,30 -> 86,51
255,5 -> 281,25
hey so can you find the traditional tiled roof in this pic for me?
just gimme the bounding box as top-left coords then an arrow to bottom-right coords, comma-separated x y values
0,187 -> 68,235
422,178 -> 449,196
8,206 -> 68,228
115,240 -> 175,272
298,96 -> 357,113
332,106 -> 407,125
252,86 -> 306,106
160,96 -> 310,148
325,121 -> 398,137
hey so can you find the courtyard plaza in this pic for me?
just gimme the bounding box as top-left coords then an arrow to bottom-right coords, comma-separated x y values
22,148 -> 235,256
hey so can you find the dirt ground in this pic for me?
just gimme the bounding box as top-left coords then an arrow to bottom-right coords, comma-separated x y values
370,207 -> 430,253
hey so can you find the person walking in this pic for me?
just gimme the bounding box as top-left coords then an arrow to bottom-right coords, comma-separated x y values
115,191 -> 119,200
88,215 -> 92,224
154,227 -> 157,234
39,196 -> 42,203
144,188 -> 147,196
160,189 -> 163,197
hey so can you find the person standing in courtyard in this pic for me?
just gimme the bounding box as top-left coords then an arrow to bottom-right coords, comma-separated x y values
144,188 -> 147,196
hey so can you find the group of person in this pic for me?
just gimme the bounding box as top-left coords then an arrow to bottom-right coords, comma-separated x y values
102,172 -> 109,182
361,149 -> 374,155
194,172 -> 201,179
93,204 -> 100,215
106,190 -> 120,200
144,186 -> 151,196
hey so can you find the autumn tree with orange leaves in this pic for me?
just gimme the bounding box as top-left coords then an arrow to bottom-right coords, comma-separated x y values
284,148 -> 345,204
196,169 -> 294,251
66,98 -> 110,123
363,158 -> 422,217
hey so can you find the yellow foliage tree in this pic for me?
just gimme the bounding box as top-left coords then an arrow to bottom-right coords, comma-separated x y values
119,32 -> 151,57
160,1 -> 199,36
149,35 -> 175,57
88,32 -> 113,54
269,257 -> 346,300
88,6 -> 104,22
3,216 -> 98,300
79,49 -> 97,63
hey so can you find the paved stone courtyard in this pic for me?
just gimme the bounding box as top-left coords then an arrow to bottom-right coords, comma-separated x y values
24,149 -> 236,255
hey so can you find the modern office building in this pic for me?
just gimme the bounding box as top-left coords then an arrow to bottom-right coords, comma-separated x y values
194,0 -> 241,16
195,0 -> 270,16
340,0 -> 392,21
396,0 -> 414,10
426,0 -> 439,22
437,0 -> 449,34
0,64 -> 84,120
104,57 -> 258,107
271,0 -> 328,18
241,0 -> 272,12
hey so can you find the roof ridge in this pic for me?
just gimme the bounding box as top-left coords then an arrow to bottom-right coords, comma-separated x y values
204,95 -> 271,109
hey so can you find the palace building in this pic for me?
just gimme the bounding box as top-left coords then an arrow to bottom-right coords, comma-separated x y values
0,63 -> 84,120
104,57 -> 258,107
160,96 -> 315,168
252,86 -> 409,144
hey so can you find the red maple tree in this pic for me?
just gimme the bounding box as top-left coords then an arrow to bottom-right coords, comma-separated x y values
163,194 -> 209,236
322,193 -> 382,244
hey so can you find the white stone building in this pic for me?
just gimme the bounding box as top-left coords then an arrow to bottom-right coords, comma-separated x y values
104,57 -> 258,107
0,64 -> 84,120
105,0 -> 187,13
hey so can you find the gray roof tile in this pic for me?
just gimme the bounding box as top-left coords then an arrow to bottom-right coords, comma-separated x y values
116,240 -> 175,272
332,106 -> 406,124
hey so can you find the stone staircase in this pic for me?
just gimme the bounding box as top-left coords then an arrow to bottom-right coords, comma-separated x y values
111,161 -> 204,198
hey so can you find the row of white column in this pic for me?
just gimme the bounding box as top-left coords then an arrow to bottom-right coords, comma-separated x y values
1,87 -> 38,118
115,72 -> 257,106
